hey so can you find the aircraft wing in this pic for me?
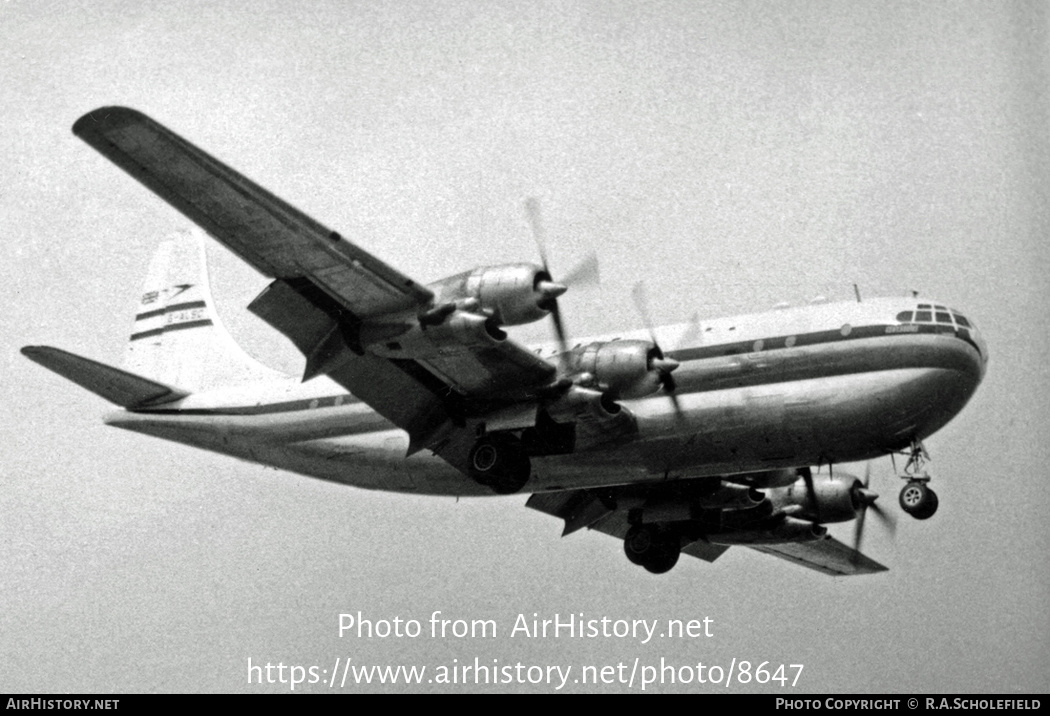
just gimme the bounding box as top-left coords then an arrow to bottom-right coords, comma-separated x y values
73,107 -> 556,456
747,538 -> 888,576
73,107 -> 432,319
527,489 -> 887,575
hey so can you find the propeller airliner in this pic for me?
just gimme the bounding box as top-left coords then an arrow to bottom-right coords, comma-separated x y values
22,107 -> 988,575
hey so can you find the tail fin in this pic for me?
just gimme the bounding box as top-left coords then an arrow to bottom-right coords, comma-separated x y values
124,228 -> 284,391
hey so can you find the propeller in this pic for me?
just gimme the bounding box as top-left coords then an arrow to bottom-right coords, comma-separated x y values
524,198 -> 600,362
852,462 -> 896,557
630,281 -> 683,419
800,466 -> 820,521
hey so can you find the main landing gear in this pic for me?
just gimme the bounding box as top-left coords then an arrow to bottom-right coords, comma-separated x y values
468,433 -> 531,495
896,439 -> 939,520
623,523 -> 681,574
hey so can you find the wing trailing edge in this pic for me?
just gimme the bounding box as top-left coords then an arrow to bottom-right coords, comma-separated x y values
21,346 -> 189,409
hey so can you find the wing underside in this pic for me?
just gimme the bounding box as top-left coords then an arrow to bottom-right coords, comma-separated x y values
72,106 -> 556,456
73,107 -> 431,318
526,488 -> 887,576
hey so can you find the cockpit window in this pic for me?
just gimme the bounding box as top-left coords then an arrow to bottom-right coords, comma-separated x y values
898,307 -> 974,328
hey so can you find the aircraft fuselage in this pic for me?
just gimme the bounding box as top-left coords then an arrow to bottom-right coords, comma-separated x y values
104,295 -> 987,497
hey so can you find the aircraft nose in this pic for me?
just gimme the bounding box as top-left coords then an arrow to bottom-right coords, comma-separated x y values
974,329 -> 989,376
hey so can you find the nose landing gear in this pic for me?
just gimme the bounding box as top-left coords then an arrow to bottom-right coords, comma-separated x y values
899,478 -> 938,520
895,439 -> 939,520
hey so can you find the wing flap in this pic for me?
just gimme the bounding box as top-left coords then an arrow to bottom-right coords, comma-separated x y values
417,344 -> 556,397
247,278 -> 456,446
21,346 -> 189,408
748,537 -> 888,576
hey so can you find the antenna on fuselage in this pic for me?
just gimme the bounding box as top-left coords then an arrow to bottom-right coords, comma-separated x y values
853,284 -> 862,303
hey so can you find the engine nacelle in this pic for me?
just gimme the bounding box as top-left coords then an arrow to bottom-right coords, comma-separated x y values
728,468 -> 801,488
695,483 -> 767,510
361,310 -> 505,359
765,474 -> 864,524
544,386 -> 637,446
428,263 -> 562,326
546,385 -> 623,424
568,340 -> 672,399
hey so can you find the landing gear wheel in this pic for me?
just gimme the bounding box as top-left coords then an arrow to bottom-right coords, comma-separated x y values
643,543 -> 681,575
623,525 -> 654,565
899,481 -> 939,520
468,434 -> 530,494
623,525 -> 681,574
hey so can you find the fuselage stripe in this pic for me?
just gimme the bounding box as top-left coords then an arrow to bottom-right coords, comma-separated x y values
665,323 -> 977,362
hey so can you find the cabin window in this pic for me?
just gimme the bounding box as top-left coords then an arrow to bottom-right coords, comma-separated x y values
896,310 -> 913,322
936,312 -> 953,324
953,314 -> 971,328
914,311 -> 932,322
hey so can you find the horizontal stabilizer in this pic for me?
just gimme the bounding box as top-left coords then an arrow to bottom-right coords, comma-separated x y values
21,346 -> 189,408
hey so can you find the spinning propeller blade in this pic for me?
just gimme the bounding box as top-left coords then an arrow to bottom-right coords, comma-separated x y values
852,462 -> 896,558
524,198 -> 600,364
631,281 -> 684,420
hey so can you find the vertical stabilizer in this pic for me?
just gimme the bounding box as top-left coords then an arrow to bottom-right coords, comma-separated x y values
123,229 -> 285,391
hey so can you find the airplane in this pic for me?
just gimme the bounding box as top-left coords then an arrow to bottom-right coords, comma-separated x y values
22,106 -> 988,577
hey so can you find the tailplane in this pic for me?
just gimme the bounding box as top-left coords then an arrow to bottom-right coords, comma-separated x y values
124,228 -> 284,392
21,346 -> 189,408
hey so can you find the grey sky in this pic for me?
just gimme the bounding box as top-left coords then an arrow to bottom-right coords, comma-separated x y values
3,0 -> 1048,693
